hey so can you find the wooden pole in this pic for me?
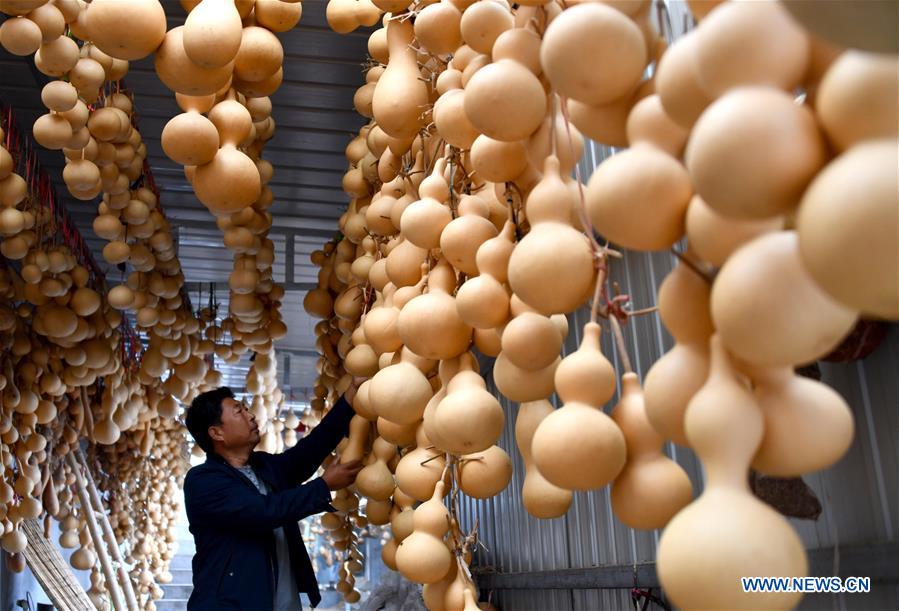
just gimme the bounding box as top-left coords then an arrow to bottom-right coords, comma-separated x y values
75,449 -> 140,611
66,453 -> 127,611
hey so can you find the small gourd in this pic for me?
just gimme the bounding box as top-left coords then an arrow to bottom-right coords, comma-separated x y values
395,482 -> 452,584
515,400 -> 571,519
458,445 -> 512,499
354,437 -> 396,501
743,364 -> 854,477
644,260 -> 713,446
455,221 -> 515,329
439,194 -> 498,276
395,424 -> 447,502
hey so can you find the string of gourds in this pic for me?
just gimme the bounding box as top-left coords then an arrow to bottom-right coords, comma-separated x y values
0,109 -> 204,610
306,0 -> 898,609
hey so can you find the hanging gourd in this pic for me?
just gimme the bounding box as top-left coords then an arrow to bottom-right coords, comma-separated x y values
182,0 -> 243,69
796,140 -> 898,320
400,157 -> 452,250
507,156 -> 594,315
654,31 -> 712,130
458,445 -> 512,499
611,373 -> 693,530
515,400 -> 571,519
585,144 -> 692,251
657,336 -> 807,610
685,87 -> 826,219
455,221 -> 514,329
531,322 -> 625,491
161,94 -> 220,167
643,259 -> 714,447
540,3 -> 646,106
85,0 -> 167,60
354,437 -> 397,501
368,352 -> 433,426
394,424 -> 448,502
372,17 -> 429,138
685,195 -> 783,268
193,96 -> 262,216
233,26 -> 284,84
693,0 -> 810,99
463,58 -> 546,142
395,482 -> 452,584
432,358 -> 504,455
414,0 -> 462,56
439,194 -> 498,277
711,231 -> 858,367
737,362 -> 854,477
154,27 -> 235,96
625,94 -> 689,158
398,258 -> 472,361
815,52 -> 898,152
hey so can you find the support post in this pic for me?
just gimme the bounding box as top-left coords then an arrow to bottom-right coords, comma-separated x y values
66,453 -> 128,611
75,449 -> 140,611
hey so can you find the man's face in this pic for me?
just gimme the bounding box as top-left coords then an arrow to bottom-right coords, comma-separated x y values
209,397 -> 260,450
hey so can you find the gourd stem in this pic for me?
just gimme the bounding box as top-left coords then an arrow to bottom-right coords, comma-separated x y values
670,248 -> 714,284
609,315 -> 633,374
589,254 -> 607,324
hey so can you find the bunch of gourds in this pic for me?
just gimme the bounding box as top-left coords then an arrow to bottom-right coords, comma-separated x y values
310,0 -> 897,608
0,125 -> 200,611
97,415 -> 189,610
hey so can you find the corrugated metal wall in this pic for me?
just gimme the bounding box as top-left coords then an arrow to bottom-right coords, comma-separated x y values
456,3 -> 899,608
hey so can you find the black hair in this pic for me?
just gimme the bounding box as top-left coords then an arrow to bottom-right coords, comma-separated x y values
185,387 -> 235,454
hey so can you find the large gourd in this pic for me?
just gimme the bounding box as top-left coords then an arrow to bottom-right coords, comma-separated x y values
586,144 -> 692,251
182,0 -> 243,69
686,87 -> 825,219
611,373 -> 693,529
740,363 -> 854,477
657,336 -> 807,610
432,359 -> 503,455
507,156 -> 593,315
531,322 -> 625,490
796,140 -> 898,320
395,424 -> 447,502
398,258 -> 472,360
395,482 -> 452,584
193,97 -> 262,216
161,93 -> 220,167
372,18 -> 429,138
540,3 -> 646,106
85,0 -> 167,60
711,231 -> 858,367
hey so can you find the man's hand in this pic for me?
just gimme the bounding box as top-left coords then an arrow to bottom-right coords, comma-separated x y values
322,459 -> 363,491
343,377 -> 366,406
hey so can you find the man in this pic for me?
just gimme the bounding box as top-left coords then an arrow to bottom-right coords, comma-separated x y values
183,384 -> 363,610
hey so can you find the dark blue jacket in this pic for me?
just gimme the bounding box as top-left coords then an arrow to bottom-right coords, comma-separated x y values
184,397 -> 355,610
